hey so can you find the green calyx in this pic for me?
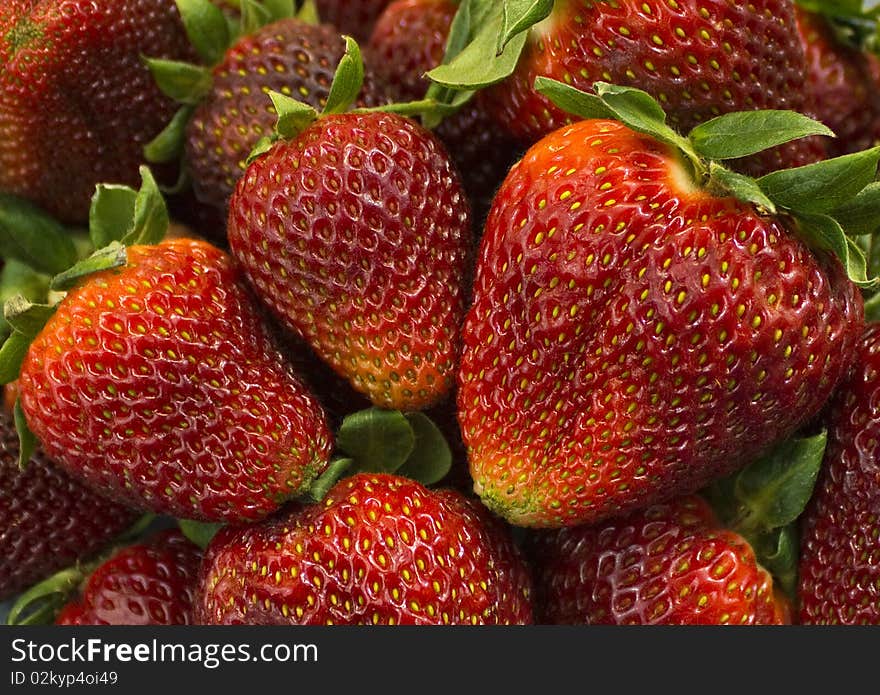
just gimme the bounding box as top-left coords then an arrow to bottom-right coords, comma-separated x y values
702,430 -> 828,599
536,77 -> 880,289
796,1 -> 880,54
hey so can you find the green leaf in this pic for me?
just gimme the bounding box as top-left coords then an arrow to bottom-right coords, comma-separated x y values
708,163 -> 777,213
3,296 -> 55,339
0,193 -> 79,276
125,166 -> 170,246
336,408 -> 416,475
0,260 -> 50,339
178,519 -> 224,549
269,90 -> 319,140
144,56 -> 213,104
13,397 -> 36,471
175,0 -> 231,65
89,185 -> 137,248
688,110 -> 834,161
831,181 -> 880,237
322,36 -> 365,115
0,331 -> 31,385
498,0 -> 555,52
305,457 -> 354,503
296,0 -> 320,24
757,146 -> 880,214
246,135 -> 275,164
239,0 -> 273,33
751,526 -> 799,600
396,413 -> 453,486
7,565 -> 86,626
145,106 -> 195,164
795,213 -> 873,287
50,242 -> 128,292
263,0 -> 296,22
533,77 -> 614,120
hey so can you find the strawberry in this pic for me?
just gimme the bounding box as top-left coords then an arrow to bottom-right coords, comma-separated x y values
367,0 -> 521,225
795,5 -> 880,158
0,411 -> 138,601
314,0 -> 394,42
54,529 -> 202,625
526,495 -> 790,624
196,472 -> 533,625
0,0 -> 195,224
227,51 -> 472,412
8,176 -> 334,523
798,322 -> 880,624
457,83 -> 871,529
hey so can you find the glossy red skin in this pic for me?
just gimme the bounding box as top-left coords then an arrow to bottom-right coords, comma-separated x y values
0,0 -> 193,223
18,238 -> 333,523
459,119 -> 863,529
314,0 -> 394,42
798,323 -> 880,625
196,473 -> 534,625
527,495 -> 788,624
228,111 -> 472,411
483,0 -> 820,172
0,413 -> 137,601
55,529 -> 202,626
368,0 -> 522,226
795,7 -> 880,158
186,17 -> 390,216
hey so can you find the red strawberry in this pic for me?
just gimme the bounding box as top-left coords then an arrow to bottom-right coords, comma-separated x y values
798,322 -> 880,624
54,529 -> 202,625
458,114 -> 864,529
368,0 -> 521,225
196,473 -> 533,625
0,0 -> 195,223
795,6 -> 880,158
315,0 -> 394,42
526,495 -> 790,624
17,237 -> 333,523
0,411 -> 138,601
227,108 -> 472,412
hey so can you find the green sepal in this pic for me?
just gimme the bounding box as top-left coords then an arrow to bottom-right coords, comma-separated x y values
355,97 -> 467,123
708,163 -> 777,214
0,193 -> 79,276
3,296 -> 55,339
239,0 -> 296,33
0,332 -> 31,385
145,106 -> 195,164
0,260 -> 50,341
13,397 -> 36,471
396,412 -> 453,486
336,408 -> 416,475
750,525 -> 800,600
295,0 -> 320,24
322,36 -> 365,115
424,0 -> 478,117
246,136 -> 275,165
863,287 -> 880,322
263,0 -> 296,22
175,0 -> 231,65
89,167 -> 169,250
50,242 -> 128,293
829,181 -> 880,237
498,0 -> 555,53
794,213 -> 873,288
688,110 -> 834,161
178,519 -> 224,549
304,457 -> 354,503
533,76 -> 614,120
144,56 -> 213,105
6,566 -> 87,626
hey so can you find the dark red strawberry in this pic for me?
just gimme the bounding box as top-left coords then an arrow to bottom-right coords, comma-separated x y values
526,495 -> 790,624
228,103 -> 472,411
458,89 -> 867,529
54,529 -> 202,625
798,322 -> 880,624
196,473 -> 533,625
795,6 -> 880,158
0,0 -> 195,223
0,411 -> 138,601
368,0 -> 521,225
16,237 -> 333,523
315,0 -> 394,42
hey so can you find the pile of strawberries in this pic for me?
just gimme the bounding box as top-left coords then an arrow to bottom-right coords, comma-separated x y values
2,0 -> 880,627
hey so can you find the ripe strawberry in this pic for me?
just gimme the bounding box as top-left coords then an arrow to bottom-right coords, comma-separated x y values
196,473 -> 534,625
798,322 -> 880,624
0,0 -> 195,223
795,6 -> 880,158
0,411 -> 138,601
458,112 -> 864,529
368,0 -> 521,225
227,108 -> 472,411
526,495 -> 790,624
183,16 -> 391,218
315,0 -> 394,42
54,529 -> 202,625
17,237 -> 333,523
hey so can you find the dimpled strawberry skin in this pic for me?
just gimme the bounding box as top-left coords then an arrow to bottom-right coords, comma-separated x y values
527,495 -> 788,624
798,323 -> 880,625
196,473 -> 534,625
18,238 -> 333,523
458,119 -> 863,529
55,529 -> 203,626
0,0 -> 193,223
0,413 -> 138,601
228,111 -> 472,411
